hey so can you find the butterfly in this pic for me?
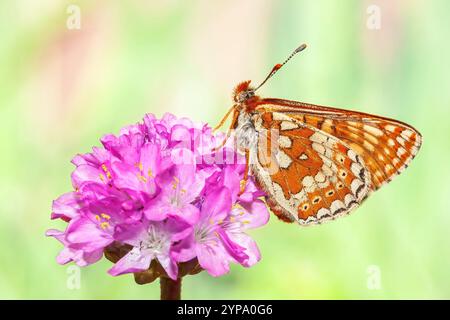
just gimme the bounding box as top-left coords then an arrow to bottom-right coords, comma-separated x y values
215,44 -> 422,226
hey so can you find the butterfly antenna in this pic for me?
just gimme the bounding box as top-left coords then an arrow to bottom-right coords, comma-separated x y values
253,43 -> 307,92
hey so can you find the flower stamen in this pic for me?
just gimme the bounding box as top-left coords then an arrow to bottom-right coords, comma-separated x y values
101,164 -> 112,180
101,213 -> 111,220
137,174 -> 148,183
100,222 -> 110,230
95,214 -> 111,230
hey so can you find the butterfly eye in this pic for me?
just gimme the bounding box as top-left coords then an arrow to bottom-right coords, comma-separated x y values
237,90 -> 255,103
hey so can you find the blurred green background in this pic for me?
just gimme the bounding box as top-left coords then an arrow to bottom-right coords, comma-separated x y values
0,0 -> 449,299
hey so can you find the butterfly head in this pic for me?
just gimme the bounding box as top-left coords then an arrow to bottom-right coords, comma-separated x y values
233,81 -> 256,104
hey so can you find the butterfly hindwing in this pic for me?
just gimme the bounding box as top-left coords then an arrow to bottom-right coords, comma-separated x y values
249,111 -> 371,225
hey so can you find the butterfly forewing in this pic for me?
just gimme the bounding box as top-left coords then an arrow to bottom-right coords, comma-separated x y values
245,99 -> 421,225
256,99 -> 422,189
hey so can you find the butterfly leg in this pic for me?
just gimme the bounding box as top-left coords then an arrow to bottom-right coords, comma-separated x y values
213,105 -> 236,132
239,149 -> 250,195
213,109 -> 239,151
213,128 -> 232,151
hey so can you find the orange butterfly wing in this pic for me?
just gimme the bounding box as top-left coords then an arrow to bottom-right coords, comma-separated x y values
257,98 -> 422,189
249,99 -> 422,225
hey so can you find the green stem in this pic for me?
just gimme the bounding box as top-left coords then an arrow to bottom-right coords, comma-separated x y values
160,277 -> 181,300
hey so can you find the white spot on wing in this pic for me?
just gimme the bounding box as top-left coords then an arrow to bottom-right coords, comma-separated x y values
397,147 -> 406,157
363,140 -> 375,152
351,163 -> 363,177
402,129 -> 414,138
276,150 -> 292,169
364,125 -> 383,137
278,136 -> 292,148
299,153 -> 308,160
292,190 -> 307,203
310,132 -> 328,145
273,113 -> 289,121
317,208 -> 331,219
312,142 -> 325,155
396,136 -> 405,146
385,125 -> 397,132
351,179 -> 364,197
344,194 -> 356,207
315,172 -> 326,183
302,176 -> 315,192
280,121 -> 298,130
347,149 -> 358,162
322,164 -> 333,176
331,200 -> 345,214
388,139 -> 395,147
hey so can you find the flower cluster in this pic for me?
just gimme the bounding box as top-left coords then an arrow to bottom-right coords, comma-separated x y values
47,113 -> 269,279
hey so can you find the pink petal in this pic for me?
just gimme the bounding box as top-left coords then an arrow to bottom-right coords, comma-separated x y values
108,248 -> 152,276
201,187 -> 231,222
51,192 -> 81,220
140,144 -> 161,177
163,217 -> 193,242
170,125 -> 192,148
196,242 -> 231,277
170,148 -> 196,166
217,228 -> 248,264
156,253 -> 178,280
71,165 -> 103,188
46,229 -> 67,245
144,201 -> 170,221
55,247 -> 74,265
66,218 -> 113,250
81,249 -> 104,265
175,204 -> 200,225
222,168 -> 241,203
227,232 -> 261,267
236,199 -> 270,229
46,229 -> 104,266
100,134 -> 118,151
110,161 -> 141,190
171,236 -> 196,262
71,154 -> 89,166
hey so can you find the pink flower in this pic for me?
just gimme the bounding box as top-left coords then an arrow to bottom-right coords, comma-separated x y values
47,113 -> 269,280
174,182 -> 269,277
108,217 -> 191,279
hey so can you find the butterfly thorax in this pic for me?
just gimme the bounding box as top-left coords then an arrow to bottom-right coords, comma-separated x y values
234,109 -> 258,151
